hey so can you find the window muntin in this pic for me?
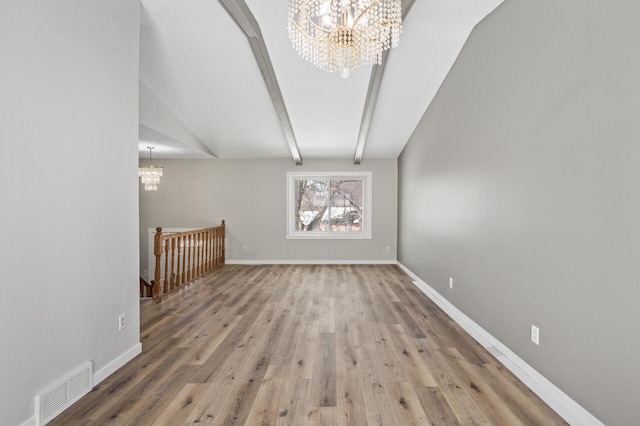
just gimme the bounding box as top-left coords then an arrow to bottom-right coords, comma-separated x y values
287,172 -> 371,239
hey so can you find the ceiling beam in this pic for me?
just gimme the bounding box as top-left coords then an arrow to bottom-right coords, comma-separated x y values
354,0 -> 417,165
353,55 -> 388,165
218,0 -> 303,165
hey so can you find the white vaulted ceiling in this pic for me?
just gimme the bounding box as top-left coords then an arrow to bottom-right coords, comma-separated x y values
139,0 -> 504,163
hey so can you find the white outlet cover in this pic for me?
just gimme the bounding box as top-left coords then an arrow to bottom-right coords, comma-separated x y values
449,277 -> 453,288
531,324 -> 540,345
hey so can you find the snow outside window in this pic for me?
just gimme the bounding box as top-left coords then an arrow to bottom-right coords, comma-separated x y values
286,172 -> 372,239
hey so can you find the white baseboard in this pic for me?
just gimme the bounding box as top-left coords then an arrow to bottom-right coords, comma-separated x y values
225,259 -> 397,265
397,262 -> 603,426
93,343 -> 142,385
19,416 -> 36,426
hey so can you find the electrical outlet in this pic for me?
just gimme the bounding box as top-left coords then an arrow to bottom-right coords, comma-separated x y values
531,324 -> 539,345
118,314 -> 126,331
385,246 -> 390,253
241,246 -> 249,253
449,277 -> 453,289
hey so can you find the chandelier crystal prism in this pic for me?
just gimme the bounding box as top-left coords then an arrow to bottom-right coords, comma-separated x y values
288,0 -> 402,77
139,146 -> 163,191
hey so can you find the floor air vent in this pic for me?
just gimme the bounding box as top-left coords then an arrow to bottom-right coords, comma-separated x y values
36,362 -> 93,425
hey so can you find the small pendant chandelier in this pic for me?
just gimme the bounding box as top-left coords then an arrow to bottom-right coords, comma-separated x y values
139,146 -> 163,191
288,0 -> 402,78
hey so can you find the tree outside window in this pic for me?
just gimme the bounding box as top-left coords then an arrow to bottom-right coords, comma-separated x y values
287,172 -> 371,239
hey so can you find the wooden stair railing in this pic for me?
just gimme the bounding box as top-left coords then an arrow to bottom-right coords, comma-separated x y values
140,276 -> 153,298
153,220 -> 225,300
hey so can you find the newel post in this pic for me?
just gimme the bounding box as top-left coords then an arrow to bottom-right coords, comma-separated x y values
220,220 -> 225,264
153,227 -> 163,300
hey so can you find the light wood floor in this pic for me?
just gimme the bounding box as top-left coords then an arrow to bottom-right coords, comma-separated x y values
51,264 -> 566,425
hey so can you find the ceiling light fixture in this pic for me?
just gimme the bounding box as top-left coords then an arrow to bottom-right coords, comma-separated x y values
288,0 -> 402,78
139,146 -> 163,191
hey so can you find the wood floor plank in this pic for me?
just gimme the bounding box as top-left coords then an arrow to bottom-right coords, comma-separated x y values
415,386 -> 461,426
317,297 -> 336,333
243,376 -> 288,425
386,323 -> 438,388
311,332 -> 337,408
444,347 -> 523,425
184,307 -> 291,424
50,264 -> 567,426
388,380 -> 432,425
306,406 -> 338,426
279,378 -> 313,425
184,314 -> 243,365
474,362 -> 565,425
297,321 -> 320,380
425,347 -> 492,424
152,383 -> 209,426
335,361 -> 366,426
89,346 -> 191,424
392,301 -> 427,338
361,380 -> 402,425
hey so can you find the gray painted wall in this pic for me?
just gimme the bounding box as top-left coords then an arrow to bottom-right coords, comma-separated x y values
0,2 -> 140,425
398,1 -> 640,424
139,158 -> 397,274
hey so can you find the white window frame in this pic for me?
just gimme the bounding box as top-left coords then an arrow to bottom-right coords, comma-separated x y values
286,171 -> 372,239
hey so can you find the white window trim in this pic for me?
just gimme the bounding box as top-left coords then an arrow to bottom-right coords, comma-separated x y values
286,171 -> 372,239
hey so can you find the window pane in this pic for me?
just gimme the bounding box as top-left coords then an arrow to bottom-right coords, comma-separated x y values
287,172 -> 371,239
294,179 -> 329,231
330,179 -> 363,233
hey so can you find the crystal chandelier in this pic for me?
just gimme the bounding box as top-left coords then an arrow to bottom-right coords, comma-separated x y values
288,0 -> 402,78
139,146 -> 163,191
